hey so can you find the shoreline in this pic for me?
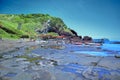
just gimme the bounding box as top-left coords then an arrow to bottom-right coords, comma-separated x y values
0,38 -> 119,56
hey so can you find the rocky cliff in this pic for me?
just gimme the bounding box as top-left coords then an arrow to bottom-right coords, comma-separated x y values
0,14 -> 78,39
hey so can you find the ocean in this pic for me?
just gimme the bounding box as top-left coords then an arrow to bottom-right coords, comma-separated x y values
102,43 -> 120,52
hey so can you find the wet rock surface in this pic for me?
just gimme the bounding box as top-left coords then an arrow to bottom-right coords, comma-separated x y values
0,40 -> 120,80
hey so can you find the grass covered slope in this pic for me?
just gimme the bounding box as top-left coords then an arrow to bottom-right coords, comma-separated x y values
0,14 -> 74,39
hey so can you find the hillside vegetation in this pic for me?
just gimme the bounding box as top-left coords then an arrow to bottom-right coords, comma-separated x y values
0,14 -> 75,39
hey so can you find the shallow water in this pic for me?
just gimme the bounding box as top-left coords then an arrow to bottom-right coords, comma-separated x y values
4,72 -> 17,77
73,51 -> 116,56
59,63 -> 116,80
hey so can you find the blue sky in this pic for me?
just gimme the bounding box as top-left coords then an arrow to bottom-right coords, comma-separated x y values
0,0 -> 120,40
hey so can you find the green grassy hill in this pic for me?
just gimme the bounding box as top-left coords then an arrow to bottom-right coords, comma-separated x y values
0,14 -> 75,39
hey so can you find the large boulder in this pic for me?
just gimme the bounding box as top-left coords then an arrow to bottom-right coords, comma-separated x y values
70,36 -> 81,42
83,36 -> 92,42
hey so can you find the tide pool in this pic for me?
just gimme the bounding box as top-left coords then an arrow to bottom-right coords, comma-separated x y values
74,51 -> 116,56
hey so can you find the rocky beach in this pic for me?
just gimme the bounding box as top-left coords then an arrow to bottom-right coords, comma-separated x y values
0,1 -> 120,79
0,39 -> 120,80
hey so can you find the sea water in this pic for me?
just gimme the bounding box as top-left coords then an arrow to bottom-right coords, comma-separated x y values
102,43 -> 120,52
74,43 -> 120,56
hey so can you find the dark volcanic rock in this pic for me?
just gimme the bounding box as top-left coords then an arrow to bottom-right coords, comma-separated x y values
70,29 -> 78,36
70,36 -> 81,43
83,36 -> 92,41
115,54 -> 120,58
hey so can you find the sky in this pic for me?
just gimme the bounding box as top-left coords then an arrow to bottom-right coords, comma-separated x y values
0,0 -> 120,40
